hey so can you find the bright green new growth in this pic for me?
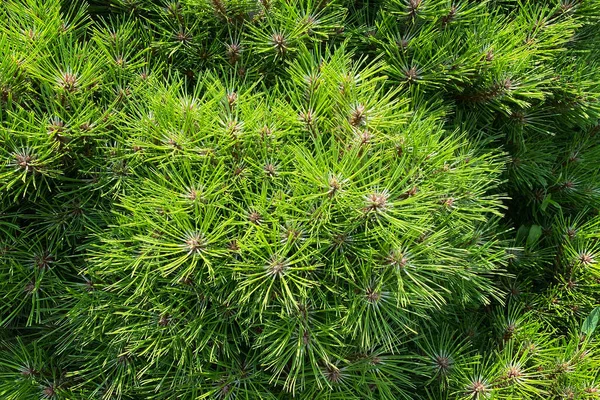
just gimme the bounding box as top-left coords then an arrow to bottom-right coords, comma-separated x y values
1,0 -> 599,399
76,49 -> 508,395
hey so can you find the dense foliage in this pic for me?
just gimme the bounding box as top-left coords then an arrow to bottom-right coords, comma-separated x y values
1,0 -> 599,399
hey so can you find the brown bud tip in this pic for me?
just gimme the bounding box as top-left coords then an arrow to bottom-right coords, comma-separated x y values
365,287 -> 381,303
271,33 -> 288,55
579,253 -> 594,266
266,255 -> 288,277
248,211 -> 262,225
364,191 -> 390,213
182,232 -> 207,255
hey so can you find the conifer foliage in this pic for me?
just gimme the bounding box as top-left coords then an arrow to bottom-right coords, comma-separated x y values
0,0 -> 599,399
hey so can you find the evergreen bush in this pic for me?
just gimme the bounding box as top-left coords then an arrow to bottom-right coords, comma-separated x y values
0,0 -> 599,399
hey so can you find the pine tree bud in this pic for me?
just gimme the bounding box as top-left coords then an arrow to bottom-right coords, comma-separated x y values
182,232 -> 207,255
266,255 -> 288,277
364,190 -> 390,214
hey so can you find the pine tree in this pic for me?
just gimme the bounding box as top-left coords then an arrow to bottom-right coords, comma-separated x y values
1,0 -> 599,399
